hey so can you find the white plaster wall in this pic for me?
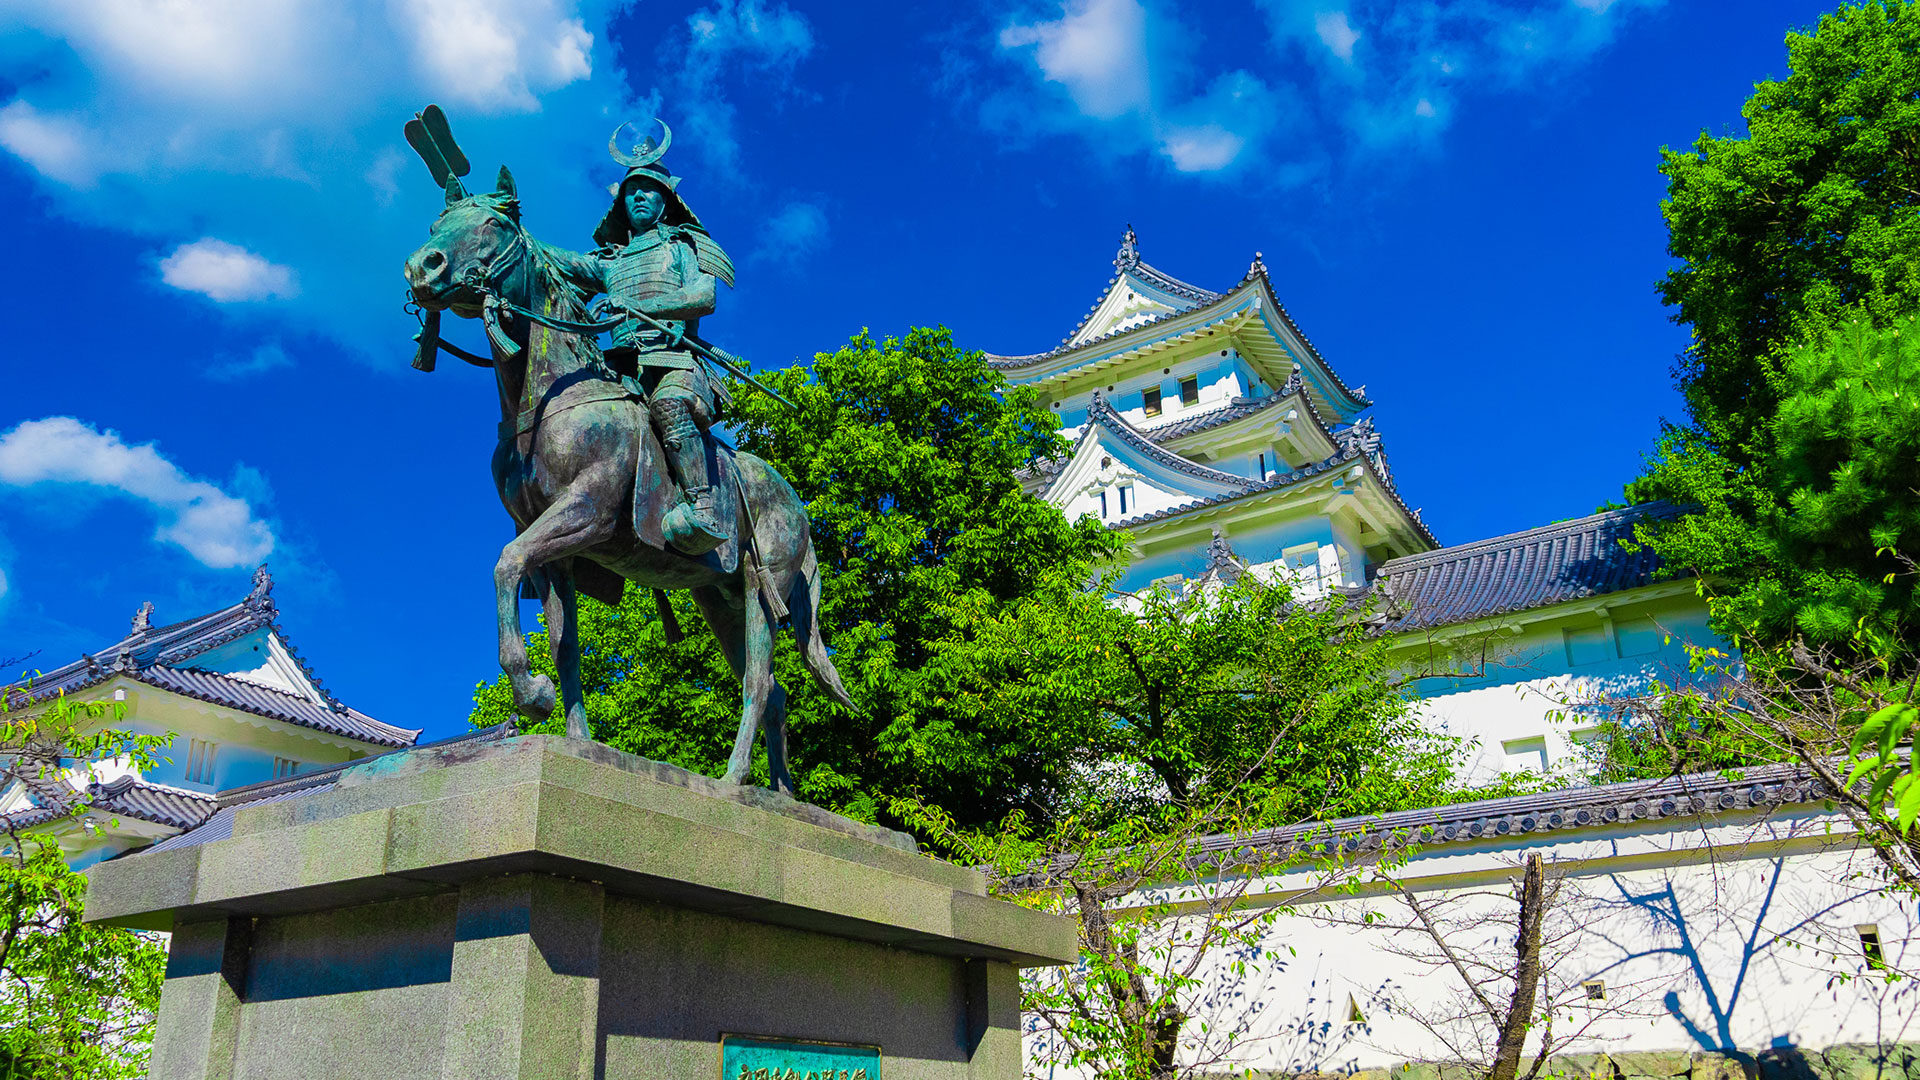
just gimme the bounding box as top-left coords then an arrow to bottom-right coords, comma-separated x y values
1395,595 -> 1724,784
1113,517 -> 1354,597
1050,351 -> 1261,440
1031,813 -> 1915,1077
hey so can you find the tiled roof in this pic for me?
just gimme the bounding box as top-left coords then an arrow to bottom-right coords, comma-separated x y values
984,256 -> 1371,416
5,568 -> 419,748
1009,760 -> 1834,889
134,667 -> 417,748
7,775 -> 217,833
997,228 -> 1222,363
1372,502 -> 1685,632
142,723 -> 516,855
1079,394 -> 1261,492
1128,260 -> 1221,307
1089,401 -> 1434,547
1143,372 -> 1331,447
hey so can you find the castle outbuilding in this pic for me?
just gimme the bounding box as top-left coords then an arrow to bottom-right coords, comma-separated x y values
1,568 -> 419,867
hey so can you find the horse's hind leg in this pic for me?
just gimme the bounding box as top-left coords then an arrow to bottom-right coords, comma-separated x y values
691,583 -> 794,794
539,559 -> 591,741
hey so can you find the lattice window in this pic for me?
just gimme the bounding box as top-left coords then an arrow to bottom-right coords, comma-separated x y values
185,739 -> 219,785
274,757 -> 302,779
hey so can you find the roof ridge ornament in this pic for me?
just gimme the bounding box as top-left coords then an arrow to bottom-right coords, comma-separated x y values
130,601 -> 154,637
1204,527 -> 1247,584
1114,224 -> 1140,272
246,564 -> 275,611
1246,251 -> 1267,280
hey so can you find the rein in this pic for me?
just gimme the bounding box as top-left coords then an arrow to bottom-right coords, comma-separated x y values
451,208 -> 645,442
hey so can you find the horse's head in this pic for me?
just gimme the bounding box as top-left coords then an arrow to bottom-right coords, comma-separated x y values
403,167 -> 525,320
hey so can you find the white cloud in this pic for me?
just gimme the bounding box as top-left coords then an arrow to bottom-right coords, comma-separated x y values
994,1 -> 1280,175
160,239 -> 299,302
752,200 -> 828,265
390,0 -> 597,110
660,0 -> 816,175
1000,0 -> 1151,120
987,0 -> 1662,182
1314,11 -> 1360,62
0,0 -> 640,362
0,418 -> 274,569
206,343 -> 295,382
0,101 -> 95,186
1160,125 -> 1244,173
0,565 -> 9,601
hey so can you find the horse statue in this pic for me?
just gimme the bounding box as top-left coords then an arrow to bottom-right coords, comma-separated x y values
401,152 -> 850,796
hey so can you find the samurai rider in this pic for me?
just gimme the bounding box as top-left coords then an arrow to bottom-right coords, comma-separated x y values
546,121 -> 736,556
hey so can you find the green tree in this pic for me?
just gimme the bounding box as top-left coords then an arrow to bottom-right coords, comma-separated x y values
901,574 -> 1470,1080
938,574 -> 1459,819
0,686 -> 170,1079
1639,1 -> 1920,648
1638,315 -> 1920,644
473,327 -> 1124,826
1657,0 -> 1920,453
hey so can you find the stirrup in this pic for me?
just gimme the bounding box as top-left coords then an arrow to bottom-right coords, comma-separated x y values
664,486 -> 728,556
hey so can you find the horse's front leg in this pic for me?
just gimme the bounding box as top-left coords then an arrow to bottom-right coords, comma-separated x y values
539,560 -> 591,740
495,489 -> 617,726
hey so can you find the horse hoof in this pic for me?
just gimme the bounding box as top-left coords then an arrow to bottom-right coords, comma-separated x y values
519,674 -> 557,721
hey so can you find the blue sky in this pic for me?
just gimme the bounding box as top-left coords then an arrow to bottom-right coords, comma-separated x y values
0,0 -> 1834,740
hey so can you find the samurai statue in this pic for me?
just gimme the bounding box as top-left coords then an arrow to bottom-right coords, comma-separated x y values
545,121 -> 736,555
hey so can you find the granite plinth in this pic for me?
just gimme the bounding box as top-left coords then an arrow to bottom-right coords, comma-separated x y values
85,734 -> 1075,1079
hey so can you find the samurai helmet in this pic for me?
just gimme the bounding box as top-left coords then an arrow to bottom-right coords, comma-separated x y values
595,118 -> 701,247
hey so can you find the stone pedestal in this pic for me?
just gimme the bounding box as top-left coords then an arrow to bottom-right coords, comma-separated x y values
84,734 -> 1075,1079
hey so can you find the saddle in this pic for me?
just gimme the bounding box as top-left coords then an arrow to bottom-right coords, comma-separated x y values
517,381 -> 744,608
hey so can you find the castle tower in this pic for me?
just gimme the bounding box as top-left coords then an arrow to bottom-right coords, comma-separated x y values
992,228 -> 1434,595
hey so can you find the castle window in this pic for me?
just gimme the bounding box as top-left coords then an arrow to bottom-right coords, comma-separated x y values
1859,924 -> 1885,966
1118,484 -> 1133,516
1614,617 -> 1662,658
1142,386 -> 1162,417
1563,626 -> 1611,667
1257,452 -> 1267,478
1501,736 -> 1548,773
1583,980 -> 1607,1002
1098,490 -> 1108,519
1179,375 -> 1199,407
274,757 -> 302,779
186,739 -> 219,785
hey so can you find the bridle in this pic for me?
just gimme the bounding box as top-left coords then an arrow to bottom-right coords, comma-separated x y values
428,199 -> 656,442
410,199 -> 629,370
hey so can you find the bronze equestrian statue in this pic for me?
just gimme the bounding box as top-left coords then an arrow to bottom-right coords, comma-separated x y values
399,108 -> 850,795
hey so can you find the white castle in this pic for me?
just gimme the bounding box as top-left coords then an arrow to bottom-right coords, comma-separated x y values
993,228 -> 1722,782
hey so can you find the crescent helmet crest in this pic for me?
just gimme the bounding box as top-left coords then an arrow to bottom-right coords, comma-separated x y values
609,119 -> 672,169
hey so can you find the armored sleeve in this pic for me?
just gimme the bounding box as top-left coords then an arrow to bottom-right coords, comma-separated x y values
540,242 -> 610,299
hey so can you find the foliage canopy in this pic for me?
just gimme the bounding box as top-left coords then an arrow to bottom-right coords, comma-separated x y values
1638,2 -> 1920,649
0,687 -> 169,1079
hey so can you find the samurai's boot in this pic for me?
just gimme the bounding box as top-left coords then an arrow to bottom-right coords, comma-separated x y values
653,396 -> 728,556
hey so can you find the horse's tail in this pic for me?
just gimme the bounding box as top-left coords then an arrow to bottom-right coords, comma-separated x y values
790,539 -> 855,710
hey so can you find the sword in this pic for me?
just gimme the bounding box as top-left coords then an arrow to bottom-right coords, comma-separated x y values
616,307 -> 801,414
